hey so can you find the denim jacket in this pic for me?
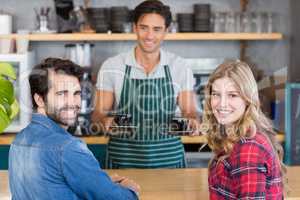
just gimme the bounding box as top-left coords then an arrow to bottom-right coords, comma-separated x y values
9,113 -> 138,200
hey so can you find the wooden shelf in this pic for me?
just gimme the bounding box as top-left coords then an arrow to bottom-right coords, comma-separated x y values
0,33 -> 283,41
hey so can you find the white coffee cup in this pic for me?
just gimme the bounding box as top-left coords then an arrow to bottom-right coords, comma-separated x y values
0,14 -> 12,34
0,14 -> 13,54
16,29 -> 30,54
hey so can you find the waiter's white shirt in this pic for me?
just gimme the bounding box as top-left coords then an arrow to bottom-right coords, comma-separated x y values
96,48 -> 195,108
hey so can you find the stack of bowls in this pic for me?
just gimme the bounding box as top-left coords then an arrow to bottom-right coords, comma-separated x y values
177,13 -> 194,32
110,6 -> 131,33
86,7 -> 110,33
194,4 -> 211,32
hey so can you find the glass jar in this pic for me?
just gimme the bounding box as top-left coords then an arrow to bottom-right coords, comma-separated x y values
241,12 -> 252,32
214,12 -> 226,32
225,11 -> 235,32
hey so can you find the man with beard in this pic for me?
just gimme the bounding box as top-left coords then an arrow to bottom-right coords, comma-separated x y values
9,58 -> 140,200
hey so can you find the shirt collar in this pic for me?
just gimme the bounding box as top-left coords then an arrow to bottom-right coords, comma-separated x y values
31,113 -> 70,135
125,47 -> 168,68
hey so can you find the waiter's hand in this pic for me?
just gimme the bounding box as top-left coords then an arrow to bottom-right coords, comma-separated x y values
187,118 -> 202,136
111,174 -> 141,196
100,117 -> 116,135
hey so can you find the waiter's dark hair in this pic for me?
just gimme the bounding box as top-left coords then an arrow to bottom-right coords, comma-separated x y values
29,57 -> 83,109
133,0 -> 172,28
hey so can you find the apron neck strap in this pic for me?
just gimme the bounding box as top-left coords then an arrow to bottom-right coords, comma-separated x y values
163,65 -> 173,82
125,65 -> 172,80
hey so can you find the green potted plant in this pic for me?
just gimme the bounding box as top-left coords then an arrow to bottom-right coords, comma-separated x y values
0,62 -> 19,133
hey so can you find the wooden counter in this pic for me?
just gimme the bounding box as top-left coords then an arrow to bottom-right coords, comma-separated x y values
0,132 -> 285,145
1,167 -> 300,199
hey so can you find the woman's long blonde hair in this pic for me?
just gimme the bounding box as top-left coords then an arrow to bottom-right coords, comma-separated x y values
203,60 -> 286,179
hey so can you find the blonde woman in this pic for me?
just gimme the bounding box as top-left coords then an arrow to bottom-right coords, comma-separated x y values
203,60 -> 285,199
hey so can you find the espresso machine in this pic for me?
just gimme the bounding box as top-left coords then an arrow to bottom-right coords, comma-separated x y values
65,42 -> 94,136
69,67 -> 94,136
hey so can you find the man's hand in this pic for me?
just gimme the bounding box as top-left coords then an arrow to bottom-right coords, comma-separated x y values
187,118 -> 202,136
111,174 -> 141,196
91,90 -> 115,133
103,117 -> 115,132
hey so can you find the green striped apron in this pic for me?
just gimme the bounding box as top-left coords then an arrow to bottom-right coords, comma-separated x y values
106,65 -> 186,169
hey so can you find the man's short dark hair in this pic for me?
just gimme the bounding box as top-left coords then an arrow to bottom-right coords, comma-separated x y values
133,0 -> 172,28
29,58 -> 83,109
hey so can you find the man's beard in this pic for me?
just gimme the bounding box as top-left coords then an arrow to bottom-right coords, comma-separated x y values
46,106 -> 80,128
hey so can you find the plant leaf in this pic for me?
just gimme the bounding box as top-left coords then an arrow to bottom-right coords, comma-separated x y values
0,76 -> 14,104
0,105 -> 11,133
0,63 -> 17,133
0,62 -> 16,80
0,96 -> 11,116
9,99 -> 19,119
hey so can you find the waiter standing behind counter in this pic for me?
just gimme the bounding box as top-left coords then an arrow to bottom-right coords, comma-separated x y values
93,0 -> 200,169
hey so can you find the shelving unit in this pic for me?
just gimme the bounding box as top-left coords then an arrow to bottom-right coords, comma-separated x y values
0,32 -> 283,42
0,0 -> 289,170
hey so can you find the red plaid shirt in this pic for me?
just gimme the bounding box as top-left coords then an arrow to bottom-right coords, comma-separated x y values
208,132 -> 283,199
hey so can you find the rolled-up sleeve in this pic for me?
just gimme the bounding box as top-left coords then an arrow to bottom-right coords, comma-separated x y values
179,65 -> 195,92
96,60 -> 115,92
61,140 -> 138,200
171,57 -> 195,95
